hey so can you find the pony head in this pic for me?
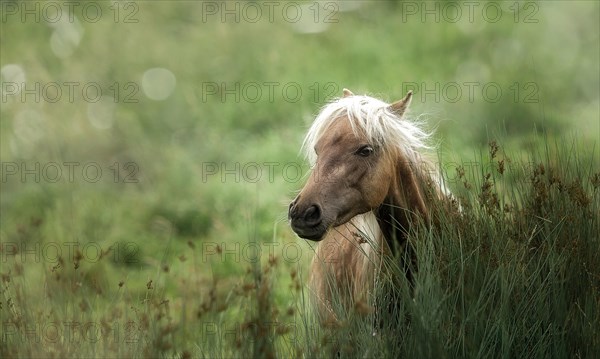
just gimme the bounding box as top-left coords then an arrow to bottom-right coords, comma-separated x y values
289,88 -> 434,241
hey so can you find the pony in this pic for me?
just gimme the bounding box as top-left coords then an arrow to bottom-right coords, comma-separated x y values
288,88 -> 450,326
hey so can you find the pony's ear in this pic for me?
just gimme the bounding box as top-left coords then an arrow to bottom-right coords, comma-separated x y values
388,90 -> 413,118
342,88 -> 354,97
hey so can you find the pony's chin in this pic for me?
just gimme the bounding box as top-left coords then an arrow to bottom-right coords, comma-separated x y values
294,228 -> 327,242
291,217 -> 335,241
299,232 -> 325,241
292,225 -> 328,242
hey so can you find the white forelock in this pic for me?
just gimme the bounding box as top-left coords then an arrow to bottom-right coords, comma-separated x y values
302,94 -> 434,167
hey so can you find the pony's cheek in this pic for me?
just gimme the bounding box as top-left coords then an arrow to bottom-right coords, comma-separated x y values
361,173 -> 391,208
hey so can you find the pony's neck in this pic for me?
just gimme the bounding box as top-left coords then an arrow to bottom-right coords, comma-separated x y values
375,154 -> 430,253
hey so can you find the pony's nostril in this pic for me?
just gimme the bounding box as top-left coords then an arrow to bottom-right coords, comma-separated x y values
303,205 -> 321,225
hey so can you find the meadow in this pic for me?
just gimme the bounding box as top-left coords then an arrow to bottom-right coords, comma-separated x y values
0,1 -> 599,358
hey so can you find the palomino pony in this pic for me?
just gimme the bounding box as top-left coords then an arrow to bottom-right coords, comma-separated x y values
288,88 -> 449,325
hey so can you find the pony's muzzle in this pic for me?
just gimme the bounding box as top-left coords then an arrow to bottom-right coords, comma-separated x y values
288,199 -> 325,240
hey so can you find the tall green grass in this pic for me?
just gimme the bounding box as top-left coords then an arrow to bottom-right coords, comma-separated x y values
2,140 -> 598,358
288,139 -> 599,358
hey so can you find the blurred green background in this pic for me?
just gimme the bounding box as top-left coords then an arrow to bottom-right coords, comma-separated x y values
0,0 -> 599,356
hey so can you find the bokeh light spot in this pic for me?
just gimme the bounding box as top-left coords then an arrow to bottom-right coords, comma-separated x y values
49,17 -> 84,59
289,4 -> 330,34
142,68 -> 177,101
1,64 -> 26,98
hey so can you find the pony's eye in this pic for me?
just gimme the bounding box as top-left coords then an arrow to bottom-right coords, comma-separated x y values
356,145 -> 374,157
